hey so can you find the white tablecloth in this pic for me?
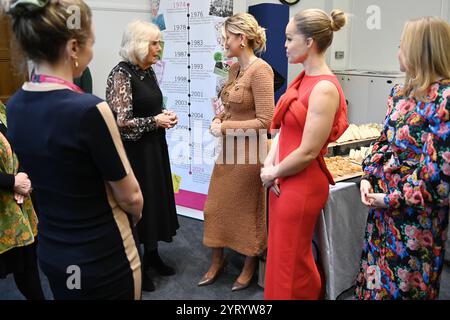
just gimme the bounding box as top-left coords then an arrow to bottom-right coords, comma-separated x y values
316,182 -> 368,300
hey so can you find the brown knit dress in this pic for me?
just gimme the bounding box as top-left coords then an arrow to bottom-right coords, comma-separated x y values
203,58 -> 274,257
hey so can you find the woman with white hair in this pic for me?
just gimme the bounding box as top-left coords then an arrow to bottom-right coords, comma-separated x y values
106,20 -> 179,292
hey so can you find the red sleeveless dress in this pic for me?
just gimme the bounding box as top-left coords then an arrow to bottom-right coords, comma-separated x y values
264,72 -> 348,300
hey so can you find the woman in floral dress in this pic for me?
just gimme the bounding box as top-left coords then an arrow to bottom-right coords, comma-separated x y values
0,101 -> 43,299
356,16 -> 450,300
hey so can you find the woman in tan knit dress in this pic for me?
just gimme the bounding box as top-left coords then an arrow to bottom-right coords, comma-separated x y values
199,13 -> 274,291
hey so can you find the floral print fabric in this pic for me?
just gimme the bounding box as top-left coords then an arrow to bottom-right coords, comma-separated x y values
0,102 -> 37,255
355,80 -> 450,299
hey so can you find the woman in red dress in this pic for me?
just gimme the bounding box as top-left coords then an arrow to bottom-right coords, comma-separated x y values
261,9 -> 349,300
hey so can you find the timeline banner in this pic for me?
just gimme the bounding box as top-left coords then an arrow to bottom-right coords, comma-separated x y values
151,0 -> 234,211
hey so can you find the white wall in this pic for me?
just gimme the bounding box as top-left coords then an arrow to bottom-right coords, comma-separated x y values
347,0 -> 449,71
327,0 -> 352,70
247,0 -> 450,79
86,0 -> 151,98
233,0 -> 247,13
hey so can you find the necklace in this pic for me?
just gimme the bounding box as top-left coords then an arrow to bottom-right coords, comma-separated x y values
241,56 -> 259,70
127,61 -> 154,82
232,57 -> 259,89
236,57 -> 258,79
137,68 -> 151,81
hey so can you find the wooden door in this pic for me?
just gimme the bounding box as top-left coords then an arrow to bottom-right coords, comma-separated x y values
0,13 -> 28,104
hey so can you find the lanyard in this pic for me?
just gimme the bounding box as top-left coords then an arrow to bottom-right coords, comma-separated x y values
31,74 -> 84,94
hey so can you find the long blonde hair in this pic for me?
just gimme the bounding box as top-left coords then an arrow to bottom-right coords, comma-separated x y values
401,16 -> 450,101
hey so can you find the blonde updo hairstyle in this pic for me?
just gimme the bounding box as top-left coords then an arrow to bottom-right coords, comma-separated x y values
223,13 -> 267,54
293,9 -> 347,53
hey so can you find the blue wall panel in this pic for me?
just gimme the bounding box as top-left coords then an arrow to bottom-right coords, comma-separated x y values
249,3 -> 289,103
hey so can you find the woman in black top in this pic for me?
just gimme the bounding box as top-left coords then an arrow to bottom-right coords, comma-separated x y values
106,20 -> 179,292
5,0 -> 143,299
73,67 -> 93,94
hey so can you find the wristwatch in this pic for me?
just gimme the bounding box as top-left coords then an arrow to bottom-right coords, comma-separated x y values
279,0 -> 300,5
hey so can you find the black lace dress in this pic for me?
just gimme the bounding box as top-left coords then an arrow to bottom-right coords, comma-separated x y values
106,61 -> 179,250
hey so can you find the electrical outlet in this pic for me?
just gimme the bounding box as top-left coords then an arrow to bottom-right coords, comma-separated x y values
335,51 -> 344,59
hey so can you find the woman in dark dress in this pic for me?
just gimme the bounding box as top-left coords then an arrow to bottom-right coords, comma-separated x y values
73,66 -> 93,94
106,20 -> 179,292
5,0 -> 143,299
0,101 -> 44,300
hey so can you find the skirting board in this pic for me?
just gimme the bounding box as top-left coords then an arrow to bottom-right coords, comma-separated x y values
176,205 -> 204,221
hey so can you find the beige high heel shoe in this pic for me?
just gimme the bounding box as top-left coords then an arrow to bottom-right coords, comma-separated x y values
197,259 -> 228,287
232,259 -> 257,291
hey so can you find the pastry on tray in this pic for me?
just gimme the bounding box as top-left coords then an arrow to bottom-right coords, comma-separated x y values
324,156 -> 363,179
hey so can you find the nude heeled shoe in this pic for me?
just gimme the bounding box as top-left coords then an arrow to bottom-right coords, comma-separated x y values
231,278 -> 253,292
197,260 -> 228,287
232,261 -> 257,292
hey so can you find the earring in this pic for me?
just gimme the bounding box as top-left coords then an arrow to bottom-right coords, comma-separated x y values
74,59 -> 79,69
240,43 -> 245,49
